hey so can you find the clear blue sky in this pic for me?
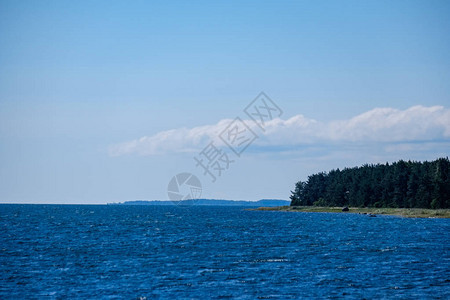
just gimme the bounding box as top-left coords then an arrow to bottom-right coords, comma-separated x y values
1,0 -> 449,203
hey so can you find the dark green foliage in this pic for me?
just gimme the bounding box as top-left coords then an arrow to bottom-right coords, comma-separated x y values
290,158 -> 450,208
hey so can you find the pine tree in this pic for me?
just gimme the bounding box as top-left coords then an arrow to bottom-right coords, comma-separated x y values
289,158 -> 450,208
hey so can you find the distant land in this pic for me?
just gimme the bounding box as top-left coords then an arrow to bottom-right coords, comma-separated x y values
108,199 -> 290,207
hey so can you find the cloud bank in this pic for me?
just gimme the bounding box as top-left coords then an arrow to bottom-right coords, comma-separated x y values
109,105 -> 450,156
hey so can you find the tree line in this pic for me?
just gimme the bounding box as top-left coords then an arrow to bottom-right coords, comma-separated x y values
290,157 -> 450,209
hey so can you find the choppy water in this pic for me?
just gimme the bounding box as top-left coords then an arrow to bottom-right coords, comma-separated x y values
0,204 -> 449,299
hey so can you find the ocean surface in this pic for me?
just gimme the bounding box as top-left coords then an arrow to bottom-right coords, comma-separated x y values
0,204 -> 449,299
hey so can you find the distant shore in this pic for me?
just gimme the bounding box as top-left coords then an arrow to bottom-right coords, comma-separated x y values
252,206 -> 450,218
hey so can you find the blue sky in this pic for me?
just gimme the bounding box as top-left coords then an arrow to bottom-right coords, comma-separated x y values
0,0 -> 449,203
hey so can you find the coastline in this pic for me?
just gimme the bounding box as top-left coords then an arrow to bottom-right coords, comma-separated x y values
251,206 -> 450,218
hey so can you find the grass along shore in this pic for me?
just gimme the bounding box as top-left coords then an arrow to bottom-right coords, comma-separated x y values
253,206 -> 450,218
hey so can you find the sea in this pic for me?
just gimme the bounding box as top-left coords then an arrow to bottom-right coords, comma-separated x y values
0,204 -> 449,299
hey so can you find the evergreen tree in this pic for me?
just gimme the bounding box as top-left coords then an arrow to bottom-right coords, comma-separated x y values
290,157 -> 450,208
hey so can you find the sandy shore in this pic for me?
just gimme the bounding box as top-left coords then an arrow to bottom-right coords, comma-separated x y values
251,206 -> 450,218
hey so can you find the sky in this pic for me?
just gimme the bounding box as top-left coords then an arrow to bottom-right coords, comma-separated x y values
0,0 -> 449,204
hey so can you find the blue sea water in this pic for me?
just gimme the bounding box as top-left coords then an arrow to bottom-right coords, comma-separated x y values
0,205 -> 449,299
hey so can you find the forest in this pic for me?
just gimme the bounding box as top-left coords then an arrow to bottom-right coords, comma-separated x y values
290,157 -> 450,209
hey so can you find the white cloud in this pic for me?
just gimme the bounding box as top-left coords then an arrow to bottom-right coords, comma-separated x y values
109,105 -> 450,156
108,118 -> 236,156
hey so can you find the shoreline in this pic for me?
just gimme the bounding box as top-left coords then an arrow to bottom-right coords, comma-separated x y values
251,206 -> 450,218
